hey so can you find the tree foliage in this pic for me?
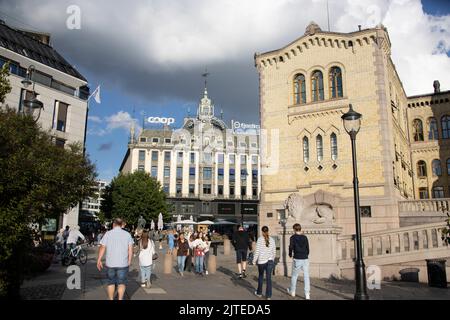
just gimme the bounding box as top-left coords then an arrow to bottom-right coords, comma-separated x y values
0,107 -> 97,297
100,171 -> 170,227
0,62 -> 11,103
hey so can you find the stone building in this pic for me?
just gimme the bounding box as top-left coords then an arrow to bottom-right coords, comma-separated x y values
119,86 -> 261,225
254,22 -> 450,277
0,20 -> 90,228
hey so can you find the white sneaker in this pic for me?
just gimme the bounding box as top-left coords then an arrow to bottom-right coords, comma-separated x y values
205,271 -> 209,275
254,291 -> 262,298
287,288 -> 295,297
305,293 -> 310,300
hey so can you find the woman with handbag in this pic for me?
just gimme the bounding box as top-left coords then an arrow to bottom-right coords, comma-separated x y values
138,231 -> 156,288
176,233 -> 190,276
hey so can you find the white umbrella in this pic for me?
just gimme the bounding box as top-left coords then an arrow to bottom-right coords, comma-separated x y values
189,215 -> 193,222
213,220 -> 238,225
150,220 -> 155,230
198,220 -> 214,225
158,212 -> 163,230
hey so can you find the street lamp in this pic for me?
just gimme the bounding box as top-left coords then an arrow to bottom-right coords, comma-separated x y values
279,210 -> 288,277
21,65 -> 43,122
240,194 -> 244,227
341,104 -> 369,300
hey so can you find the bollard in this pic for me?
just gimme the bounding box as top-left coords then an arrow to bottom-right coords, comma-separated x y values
208,255 -> 217,274
163,253 -> 172,274
224,239 -> 231,256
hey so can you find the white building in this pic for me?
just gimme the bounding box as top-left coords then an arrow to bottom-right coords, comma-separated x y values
80,180 -> 107,232
0,20 -> 90,228
120,85 -> 261,224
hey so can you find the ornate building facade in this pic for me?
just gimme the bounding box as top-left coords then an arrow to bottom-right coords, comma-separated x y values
255,22 -> 449,277
119,86 -> 260,224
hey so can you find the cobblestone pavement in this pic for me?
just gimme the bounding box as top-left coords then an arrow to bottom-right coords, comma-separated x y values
20,245 -> 450,300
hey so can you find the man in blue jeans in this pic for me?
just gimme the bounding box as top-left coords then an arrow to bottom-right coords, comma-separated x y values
287,223 -> 310,300
97,218 -> 134,300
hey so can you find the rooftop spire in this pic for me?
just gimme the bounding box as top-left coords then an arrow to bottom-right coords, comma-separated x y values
202,67 -> 209,97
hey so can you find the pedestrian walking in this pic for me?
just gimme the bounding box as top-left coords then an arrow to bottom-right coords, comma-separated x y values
287,223 -> 310,300
168,229 -> 175,254
253,226 -> 276,300
176,233 -> 190,276
137,230 -> 155,288
232,226 -> 252,278
184,234 -> 195,272
97,218 -> 134,300
62,225 -> 70,250
203,235 -> 211,275
193,237 -> 206,276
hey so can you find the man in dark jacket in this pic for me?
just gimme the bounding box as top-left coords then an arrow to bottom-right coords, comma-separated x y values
287,223 -> 310,300
232,226 -> 252,278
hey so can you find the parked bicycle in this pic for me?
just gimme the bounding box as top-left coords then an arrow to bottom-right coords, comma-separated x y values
62,242 -> 88,266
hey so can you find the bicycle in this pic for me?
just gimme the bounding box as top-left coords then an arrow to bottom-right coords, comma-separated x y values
62,243 -> 88,266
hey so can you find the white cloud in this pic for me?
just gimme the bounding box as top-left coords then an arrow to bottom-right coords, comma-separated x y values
87,111 -> 141,136
88,115 -> 102,123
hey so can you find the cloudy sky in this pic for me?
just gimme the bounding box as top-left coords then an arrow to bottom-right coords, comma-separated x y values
0,0 -> 449,181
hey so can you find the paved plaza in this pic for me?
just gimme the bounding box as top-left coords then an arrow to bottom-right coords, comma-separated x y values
19,245 -> 450,300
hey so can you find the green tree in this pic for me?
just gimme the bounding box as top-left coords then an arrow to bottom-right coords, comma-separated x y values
100,171 -> 170,227
0,62 -> 11,103
0,107 -> 97,298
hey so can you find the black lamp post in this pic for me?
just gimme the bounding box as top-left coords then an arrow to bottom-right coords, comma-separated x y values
21,65 -> 43,122
240,194 -> 244,227
341,104 -> 369,300
279,211 -> 288,277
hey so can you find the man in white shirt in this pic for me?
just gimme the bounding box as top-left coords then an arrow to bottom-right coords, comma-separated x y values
97,218 -> 134,300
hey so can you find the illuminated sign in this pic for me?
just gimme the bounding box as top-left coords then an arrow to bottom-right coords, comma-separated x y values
231,120 -> 260,134
147,117 -> 175,125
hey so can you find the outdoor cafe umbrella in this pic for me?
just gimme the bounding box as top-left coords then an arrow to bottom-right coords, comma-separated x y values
197,220 -> 214,225
150,220 -> 155,230
212,220 -> 238,225
158,212 -> 163,230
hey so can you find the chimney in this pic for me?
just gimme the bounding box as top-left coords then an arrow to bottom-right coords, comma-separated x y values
433,80 -> 441,93
358,25 -> 361,31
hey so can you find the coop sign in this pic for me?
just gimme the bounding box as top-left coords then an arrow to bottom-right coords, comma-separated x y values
147,116 -> 175,125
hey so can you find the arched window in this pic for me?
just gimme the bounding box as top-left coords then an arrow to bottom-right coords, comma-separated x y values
316,135 -> 323,162
428,117 -> 438,140
294,74 -> 306,104
432,159 -> 442,176
329,67 -> 343,98
303,137 -> 309,163
311,70 -> 324,102
330,133 -> 338,160
412,119 -> 424,141
441,115 -> 450,139
417,160 -> 427,178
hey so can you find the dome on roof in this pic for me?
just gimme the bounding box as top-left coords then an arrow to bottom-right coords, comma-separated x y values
305,22 -> 322,36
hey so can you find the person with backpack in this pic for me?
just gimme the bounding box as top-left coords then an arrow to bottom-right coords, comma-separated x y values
287,223 -> 310,300
137,230 -> 156,288
232,226 -> 252,278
